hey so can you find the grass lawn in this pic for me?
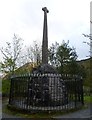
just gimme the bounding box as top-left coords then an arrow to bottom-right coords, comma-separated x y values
0,79 -> 2,92
84,95 -> 92,104
2,79 -> 10,97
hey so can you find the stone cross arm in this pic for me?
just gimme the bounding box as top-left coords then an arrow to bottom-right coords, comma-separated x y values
42,7 -> 49,13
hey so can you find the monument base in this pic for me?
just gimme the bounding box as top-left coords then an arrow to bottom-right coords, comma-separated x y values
32,63 -> 57,74
30,64 -> 68,107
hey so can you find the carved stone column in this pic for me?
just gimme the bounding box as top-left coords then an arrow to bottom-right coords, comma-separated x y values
42,7 -> 49,64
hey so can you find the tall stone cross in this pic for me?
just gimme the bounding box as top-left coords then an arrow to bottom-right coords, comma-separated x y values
42,7 -> 49,64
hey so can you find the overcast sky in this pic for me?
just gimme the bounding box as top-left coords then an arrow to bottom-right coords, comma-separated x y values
0,0 -> 91,60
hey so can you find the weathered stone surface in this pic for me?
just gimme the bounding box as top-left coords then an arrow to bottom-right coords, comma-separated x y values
27,73 -> 68,106
42,7 -> 49,13
42,7 -> 49,64
32,64 -> 57,74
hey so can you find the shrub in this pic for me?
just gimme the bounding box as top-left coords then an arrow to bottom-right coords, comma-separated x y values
2,79 -> 10,97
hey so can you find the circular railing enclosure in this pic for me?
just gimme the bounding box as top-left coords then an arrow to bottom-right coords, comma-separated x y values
9,73 -> 84,112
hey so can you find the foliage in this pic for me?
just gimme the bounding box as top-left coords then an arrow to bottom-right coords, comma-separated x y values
84,96 -> 92,103
0,79 -> 1,92
2,79 -> 10,97
49,40 -> 85,76
56,41 -> 77,62
78,57 -> 92,87
48,42 -> 59,67
0,34 -> 23,75
56,41 -> 78,74
82,21 -> 92,57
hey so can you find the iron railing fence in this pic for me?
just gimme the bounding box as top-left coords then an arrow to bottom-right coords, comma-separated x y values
9,73 -> 84,112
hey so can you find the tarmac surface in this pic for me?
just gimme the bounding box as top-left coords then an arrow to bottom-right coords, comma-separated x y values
53,104 -> 92,119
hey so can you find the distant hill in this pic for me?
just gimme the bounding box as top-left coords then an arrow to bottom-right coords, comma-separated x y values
77,57 -> 91,69
77,57 -> 92,87
14,62 -> 34,75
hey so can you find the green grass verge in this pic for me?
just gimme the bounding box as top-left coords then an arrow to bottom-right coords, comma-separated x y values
2,79 -> 10,97
0,79 -> 2,92
84,95 -> 92,103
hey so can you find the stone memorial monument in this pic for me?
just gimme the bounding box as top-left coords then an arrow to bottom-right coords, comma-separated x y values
8,7 -> 83,110
30,7 -> 68,106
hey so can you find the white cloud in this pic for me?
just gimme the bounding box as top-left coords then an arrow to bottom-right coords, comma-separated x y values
0,0 -> 91,60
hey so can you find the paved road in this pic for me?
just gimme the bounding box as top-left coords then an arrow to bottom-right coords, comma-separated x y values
53,104 -> 92,119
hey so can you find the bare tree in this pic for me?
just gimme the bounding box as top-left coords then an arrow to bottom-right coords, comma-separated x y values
26,41 -> 42,66
83,21 -> 92,57
0,34 -> 23,75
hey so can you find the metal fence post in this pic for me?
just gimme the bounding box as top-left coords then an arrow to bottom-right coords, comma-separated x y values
81,77 -> 84,105
9,77 -> 13,104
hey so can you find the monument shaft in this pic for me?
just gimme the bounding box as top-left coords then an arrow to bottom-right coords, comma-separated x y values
42,7 -> 49,64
